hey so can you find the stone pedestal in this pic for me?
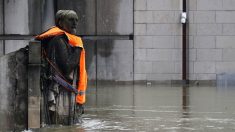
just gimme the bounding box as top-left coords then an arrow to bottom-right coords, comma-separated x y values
28,41 -> 41,128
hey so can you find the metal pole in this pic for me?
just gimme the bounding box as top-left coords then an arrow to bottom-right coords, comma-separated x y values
182,0 -> 188,83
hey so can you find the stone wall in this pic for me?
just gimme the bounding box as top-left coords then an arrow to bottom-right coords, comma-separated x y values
189,0 -> 235,81
1,0 -> 235,84
134,0 -> 182,82
134,0 -> 235,82
0,48 -> 28,131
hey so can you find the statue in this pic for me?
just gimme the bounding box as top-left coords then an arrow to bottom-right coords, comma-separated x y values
35,10 -> 87,125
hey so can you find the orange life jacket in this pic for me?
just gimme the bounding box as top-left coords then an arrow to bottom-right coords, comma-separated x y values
35,26 -> 87,104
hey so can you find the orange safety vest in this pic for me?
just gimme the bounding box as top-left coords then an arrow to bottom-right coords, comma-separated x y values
35,26 -> 87,104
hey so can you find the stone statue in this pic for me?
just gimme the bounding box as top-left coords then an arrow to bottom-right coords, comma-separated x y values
35,10 -> 87,125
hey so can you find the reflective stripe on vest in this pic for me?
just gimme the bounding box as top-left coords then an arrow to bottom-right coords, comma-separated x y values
35,26 -> 87,104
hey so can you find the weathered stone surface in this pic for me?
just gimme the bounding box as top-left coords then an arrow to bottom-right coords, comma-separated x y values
28,41 -> 41,64
4,0 -> 29,34
28,41 -> 41,129
97,0 -> 133,35
0,47 -> 28,131
0,0 -> 3,34
5,40 -> 29,54
97,40 -> 133,81
0,41 -> 3,56
28,0 -> 43,34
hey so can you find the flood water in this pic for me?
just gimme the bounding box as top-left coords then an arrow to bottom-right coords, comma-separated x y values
39,84 -> 235,132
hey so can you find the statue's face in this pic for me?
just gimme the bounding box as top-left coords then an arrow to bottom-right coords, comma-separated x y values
60,13 -> 78,35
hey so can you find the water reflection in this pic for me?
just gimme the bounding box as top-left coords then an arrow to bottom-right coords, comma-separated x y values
40,85 -> 235,131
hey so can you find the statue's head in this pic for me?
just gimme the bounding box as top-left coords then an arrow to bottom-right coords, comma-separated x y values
55,10 -> 78,35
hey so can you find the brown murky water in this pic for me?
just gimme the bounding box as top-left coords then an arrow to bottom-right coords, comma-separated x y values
39,84 -> 235,131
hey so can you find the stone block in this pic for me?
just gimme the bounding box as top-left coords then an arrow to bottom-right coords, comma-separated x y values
147,73 -> 172,81
188,11 -> 194,23
134,0 -> 147,10
189,36 -> 194,49
147,0 -> 181,10
216,62 -> 235,73
152,62 -> 174,73
197,0 -> 222,10
174,36 -> 182,49
28,41 -> 41,64
5,40 -> 29,54
223,24 -> 235,35
172,49 -> 182,61
28,108 -> 40,128
134,24 -> 146,35
0,48 -> 28,131
222,49 -> 235,61
0,1 -> 3,34
152,11 -> 177,23
189,0 -> 197,10
189,24 -> 197,35
135,11 -> 153,23
216,11 -> 235,23
134,49 -> 146,61
0,41 -> 3,56
171,74 -> 181,80
28,97 -> 40,109
197,24 -> 222,35
189,49 -> 197,61
28,0 -> 43,34
172,24 -> 182,35
216,36 -> 235,48
194,62 -> 216,73
97,40 -> 133,81
134,60 -> 152,74
4,0 -> 29,34
134,73 -> 147,81
147,24 -> 173,35
194,11 -> 216,23
134,36 -> 152,48
223,0 -> 235,10
97,0 -> 133,35
196,49 -> 222,61
175,62 -> 194,74
28,41 -> 41,129
194,36 -> 216,48
146,49 -> 173,61
189,73 -> 197,80
197,74 -> 216,80
189,62 -> 195,74
152,36 -> 174,49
